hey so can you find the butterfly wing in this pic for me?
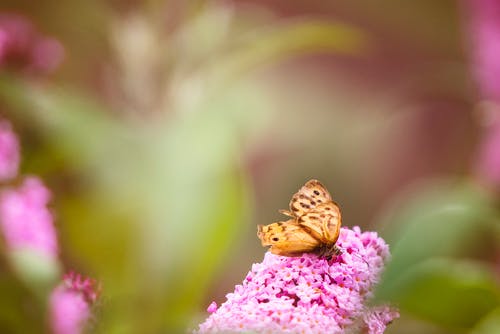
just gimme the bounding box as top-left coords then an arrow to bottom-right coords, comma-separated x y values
298,202 -> 341,245
257,219 -> 319,256
288,179 -> 333,218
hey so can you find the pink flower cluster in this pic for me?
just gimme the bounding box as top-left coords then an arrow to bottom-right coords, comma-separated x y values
50,272 -> 100,334
0,121 -> 57,259
197,227 -> 398,334
0,13 -> 64,74
0,176 -> 58,258
0,120 -> 58,260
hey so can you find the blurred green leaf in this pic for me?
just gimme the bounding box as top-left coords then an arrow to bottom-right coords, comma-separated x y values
8,250 -> 60,299
0,255 -> 51,334
375,180 -> 500,330
376,180 -> 497,298
205,21 -> 367,88
387,258 -> 499,329
472,307 -> 500,334
0,74 -> 124,169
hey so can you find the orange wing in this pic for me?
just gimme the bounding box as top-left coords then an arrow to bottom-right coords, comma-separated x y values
286,179 -> 333,218
257,219 -> 319,256
298,202 -> 341,245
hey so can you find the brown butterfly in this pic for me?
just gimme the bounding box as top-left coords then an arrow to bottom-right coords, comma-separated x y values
257,179 -> 341,257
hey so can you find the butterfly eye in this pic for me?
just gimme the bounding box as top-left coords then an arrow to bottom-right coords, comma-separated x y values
272,237 -> 279,242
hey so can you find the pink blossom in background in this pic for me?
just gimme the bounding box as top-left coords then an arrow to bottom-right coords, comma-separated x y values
0,120 -> 19,181
30,36 -> 64,73
50,272 -> 99,334
463,0 -> 500,102
196,227 -> 398,334
0,177 -> 58,259
462,0 -> 500,189
0,13 -> 64,73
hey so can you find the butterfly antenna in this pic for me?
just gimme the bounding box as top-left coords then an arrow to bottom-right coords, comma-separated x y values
279,209 -> 294,217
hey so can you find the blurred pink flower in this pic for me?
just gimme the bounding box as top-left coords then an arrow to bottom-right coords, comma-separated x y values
0,177 -> 58,258
462,1 -> 500,188
463,0 -> 500,101
196,227 -> 398,334
0,13 -> 64,73
49,272 -> 99,334
362,306 -> 400,334
0,120 -> 19,181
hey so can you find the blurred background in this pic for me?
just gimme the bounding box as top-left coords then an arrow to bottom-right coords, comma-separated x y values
0,0 -> 499,333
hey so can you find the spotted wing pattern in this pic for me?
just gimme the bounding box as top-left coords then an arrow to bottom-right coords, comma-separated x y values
288,179 -> 333,218
257,219 -> 319,256
298,202 -> 341,244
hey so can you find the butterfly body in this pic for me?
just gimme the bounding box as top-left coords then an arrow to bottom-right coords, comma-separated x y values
257,179 -> 342,258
